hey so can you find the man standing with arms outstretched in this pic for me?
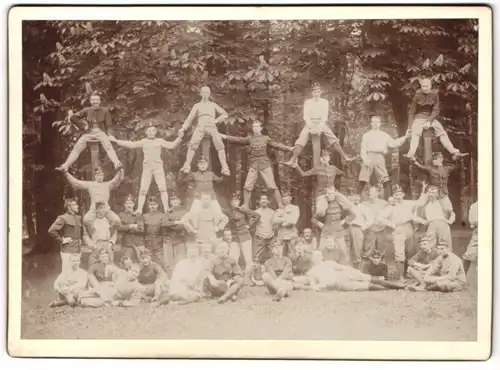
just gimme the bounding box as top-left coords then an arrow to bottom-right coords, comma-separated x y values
358,116 -> 410,199
179,86 -> 231,175
221,120 -> 292,209
109,121 -> 183,214
284,83 -> 354,166
63,167 -> 123,233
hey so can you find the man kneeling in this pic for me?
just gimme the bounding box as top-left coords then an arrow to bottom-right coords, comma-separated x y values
50,254 -> 88,307
204,240 -> 245,304
307,251 -> 405,292
416,243 -> 467,292
262,241 -> 294,301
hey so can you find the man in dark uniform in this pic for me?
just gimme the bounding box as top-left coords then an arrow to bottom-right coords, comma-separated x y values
221,120 -> 293,209
118,194 -> 145,262
163,192 -> 190,268
57,92 -> 122,172
48,197 -> 90,273
142,196 -> 169,274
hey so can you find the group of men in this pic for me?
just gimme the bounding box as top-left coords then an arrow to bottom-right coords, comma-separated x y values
46,78 -> 477,308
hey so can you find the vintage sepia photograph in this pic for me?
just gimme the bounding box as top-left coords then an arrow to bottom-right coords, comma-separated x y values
8,5 -> 492,360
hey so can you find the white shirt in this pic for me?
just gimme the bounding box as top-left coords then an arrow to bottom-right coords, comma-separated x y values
469,202 -> 478,226
350,203 -> 374,229
360,129 -> 406,157
380,200 -> 416,225
170,258 -> 206,293
92,217 -> 112,242
303,98 -> 329,123
255,207 -> 276,238
424,200 -> 447,222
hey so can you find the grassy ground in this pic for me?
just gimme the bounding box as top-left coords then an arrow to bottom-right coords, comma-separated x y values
20,230 -> 477,341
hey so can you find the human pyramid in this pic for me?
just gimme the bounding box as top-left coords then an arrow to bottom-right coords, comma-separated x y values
48,80 -> 477,308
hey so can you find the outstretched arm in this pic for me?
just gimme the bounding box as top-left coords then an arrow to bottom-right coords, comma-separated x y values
211,172 -> 224,183
213,103 -> 228,124
413,160 -> 431,173
160,136 -> 183,150
387,131 -> 410,149
110,138 -> 144,149
64,172 -> 89,191
220,134 -> 250,145
295,165 -> 316,178
268,139 -> 293,153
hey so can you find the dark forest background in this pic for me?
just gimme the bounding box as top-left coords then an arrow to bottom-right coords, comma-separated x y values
22,20 -> 478,253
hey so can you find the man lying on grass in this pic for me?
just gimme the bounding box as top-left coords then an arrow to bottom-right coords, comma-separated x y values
50,253 -> 88,308
291,243 -> 314,290
307,251 -> 405,292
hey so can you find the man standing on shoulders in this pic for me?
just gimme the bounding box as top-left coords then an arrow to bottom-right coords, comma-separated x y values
118,194 -> 145,263
48,197 -> 89,273
358,116 -> 410,198
284,82 -> 354,166
221,120 -> 292,209
56,91 -> 122,172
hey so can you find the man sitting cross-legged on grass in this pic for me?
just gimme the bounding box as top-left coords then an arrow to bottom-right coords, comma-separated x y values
291,243 -> 314,290
307,251 -> 405,292
50,253 -> 88,308
107,263 -> 145,307
79,249 -> 116,307
203,240 -> 245,304
262,241 -> 294,302
409,242 -> 467,293
137,249 -> 169,303
405,234 -> 439,291
156,244 -> 207,306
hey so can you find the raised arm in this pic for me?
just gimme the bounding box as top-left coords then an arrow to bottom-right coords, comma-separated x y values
108,168 -> 124,190
111,138 -> 144,149
213,103 -> 228,124
413,160 -> 431,173
64,172 -> 89,191
177,171 -> 194,185
220,134 -> 250,145
181,103 -> 198,131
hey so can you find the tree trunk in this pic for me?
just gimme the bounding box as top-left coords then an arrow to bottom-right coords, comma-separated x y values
33,111 -> 63,253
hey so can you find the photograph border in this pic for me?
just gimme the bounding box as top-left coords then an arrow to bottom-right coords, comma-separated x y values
8,5 -> 493,360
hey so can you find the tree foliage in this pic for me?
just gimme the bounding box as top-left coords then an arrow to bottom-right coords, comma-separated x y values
23,19 -> 478,248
